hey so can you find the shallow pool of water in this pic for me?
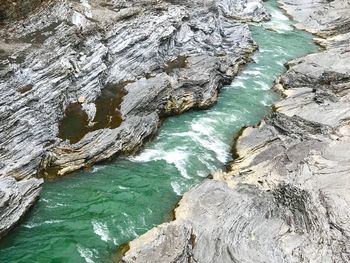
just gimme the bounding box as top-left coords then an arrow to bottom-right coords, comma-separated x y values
0,1 -> 318,262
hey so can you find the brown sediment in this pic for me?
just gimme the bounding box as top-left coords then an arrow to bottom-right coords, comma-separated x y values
190,232 -> 196,249
19,22 -> 61,44
17,84 -> 33,94
163,55 -> 188,74
92,81 -> 129,130
170,201 -> 180,221
271,104 -> 279,112
113,242 -> 130,263
0,0 -> 48,24
0,0 -> 270,241
58,102 -> 90,144
229,126 -> 247,162
58,81 -> 129,144
40,165 -> 61,180
41,162 -> 93,180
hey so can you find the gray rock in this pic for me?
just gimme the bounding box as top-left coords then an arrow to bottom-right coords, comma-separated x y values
0,0 -> 269,238
0,176 -> 43,239
0,0 -> 268,179
279,0 -> 350,37
123,1 -> 350,262
275,47 -> 350,128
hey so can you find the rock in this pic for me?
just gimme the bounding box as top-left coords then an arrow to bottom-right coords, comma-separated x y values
0,0 -> 269,238
0,0 -> 269,180
275,48 -> 350,128
122,1 -> 350,262
219,0 -> 270,22
278,0 -> 350,37
0,176 -> 43,238
78,95 -> 86,104
122,223 -> 194,263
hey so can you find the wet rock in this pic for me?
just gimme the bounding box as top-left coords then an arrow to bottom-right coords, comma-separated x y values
123,1 -> 350,262
123,55 -> 350,263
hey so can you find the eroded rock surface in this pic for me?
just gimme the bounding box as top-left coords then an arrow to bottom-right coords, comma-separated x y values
279,0 -> 350,37
0,0 -> 269,179
0,177 -> 43,239
122,1 -> 350,262
0,0 -> 269,238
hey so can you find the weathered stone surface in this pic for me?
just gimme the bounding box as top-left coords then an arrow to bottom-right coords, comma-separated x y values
278,0 -> 350,37
0,0 -> 268,179
0,177 -> 43,239
123,1 -> 350,262
274,48 -> 350,128
122,223 -> 194,263
0,0 -> 269,238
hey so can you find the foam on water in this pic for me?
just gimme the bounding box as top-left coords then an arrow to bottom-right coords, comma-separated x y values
91,165 -> 108,173
230,79 -> 247,88
131,148 -> 191,178
23,220 -> 63,229
77,245 -> 96,263
45,202 -> 66,208
191,133 -> 228,163
118,185 -> 130,190
265,7 -> 293,32
92,220 -> 111,242
254,80 -> 271,90
116,224 -> 138,239
171,181 -> 182,196
245,69 -> 262,76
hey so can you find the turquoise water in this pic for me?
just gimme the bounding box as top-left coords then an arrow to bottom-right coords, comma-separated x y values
0,2 -> 318,262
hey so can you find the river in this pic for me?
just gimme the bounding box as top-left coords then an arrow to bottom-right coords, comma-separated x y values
0,1 -> 318,262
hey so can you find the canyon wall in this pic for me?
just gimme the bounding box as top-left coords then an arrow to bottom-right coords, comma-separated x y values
122,1 -> 350,262
0,0 -> 269,238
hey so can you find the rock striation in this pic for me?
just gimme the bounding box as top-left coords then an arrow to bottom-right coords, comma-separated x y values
278,0 -> 350,37
0,0 -> 269,238
0,177 -> 43,239
122,1 -> 350,262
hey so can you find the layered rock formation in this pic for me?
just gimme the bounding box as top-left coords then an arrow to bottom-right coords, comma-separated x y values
122,1 -> 350,262
0,177 -> 42,238
278,0 -> 350,37
0,0 -> 269,238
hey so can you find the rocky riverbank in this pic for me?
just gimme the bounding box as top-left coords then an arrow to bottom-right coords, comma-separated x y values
122,1 -> 350,262
0,0 -> 270,238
